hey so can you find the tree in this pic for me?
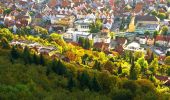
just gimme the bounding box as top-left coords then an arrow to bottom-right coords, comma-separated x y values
3,8 -> 12,15
90,19 -> 102,33
144,30 -> 150,36
118,66 -> 122,74
78,37 -> 85,48
157,13 -> 166,20
149,74 -> 156,83
53,60 -> 67,75
151,10 -> 157,16
153,30 -> 159,38
149,58 -> 158,75
23,46 -> 31,64
39,53 -> 45,66
167,67 -> 170,76
162,26 -> 168,36
111,89 -> 133,100
78,71 -> 90,89
34,26 -> 48,35
1,37 -> 10,49
166,51 -> 170,56
84,39 -> 93,49
82,54 -> 88,65
32,53 -> 39,65
93,60 -> 101,71
90,76 -> 101,92
122,80 -> 139,93
137,57 -> 148,74
164,56 -> 170,65
67,75 -> 75,91
130,60 -> 141,80
11,46 -> 20,59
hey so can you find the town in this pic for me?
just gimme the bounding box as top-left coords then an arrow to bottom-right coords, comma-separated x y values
0,0 -> 170,99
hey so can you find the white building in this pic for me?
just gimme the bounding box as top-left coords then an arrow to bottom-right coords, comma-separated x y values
124,42 -> 145,52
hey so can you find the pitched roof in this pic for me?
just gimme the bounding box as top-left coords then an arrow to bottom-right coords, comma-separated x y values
135,15 -> 159,23
134,3 -> 143,13
155,35 -> 170,41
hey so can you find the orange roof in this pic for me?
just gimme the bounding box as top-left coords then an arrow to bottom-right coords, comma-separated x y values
134,3 -> 143,13
48,0 -> 57,7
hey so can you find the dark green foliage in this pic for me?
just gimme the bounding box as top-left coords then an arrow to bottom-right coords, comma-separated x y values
11,46 -> 20,59
78,37 -> 93,49
166,51 -> 170,56
122,80 -> 138,93
90,76 -> 101,92
39,53 -> 45,66
111,89 -> 133,100
130,58 -> 137,80
67,75 -> 75,91
78,71 -> 90,89
93,60 -> 101,71
32,53 -> 39,65
52,60 -> 67,75
90,19 -> 102,33
118,66 -> 122,74
1,37 -> 10,49
82,54 -> 88,65
22,46 -> 31,65
3,8 -> 12,15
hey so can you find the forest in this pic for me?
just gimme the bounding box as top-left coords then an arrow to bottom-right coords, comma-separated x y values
0,27 -> 170,100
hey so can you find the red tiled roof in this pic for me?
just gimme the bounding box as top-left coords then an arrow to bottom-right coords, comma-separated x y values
155,35 -> 170,41
134,3 -> 143,13
94,42 -> 109,51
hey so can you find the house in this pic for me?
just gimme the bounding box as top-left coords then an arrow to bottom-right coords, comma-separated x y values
147,38 -> 154,45
124,42 -> 145,52
74,19 -> 93,32
93,29 -> 111,44
64,28 -> 92,42
155,35 -> 170,47
93,42 -> 110,51
139,36 -> 147,44
112,37 -> 127,54
134,2 -> 144,15
135,15 -> 160,34
155,75 -> 170,86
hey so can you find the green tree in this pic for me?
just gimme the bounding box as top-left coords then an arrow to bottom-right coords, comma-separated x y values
53,60 -> 67,75
67,75 -> 75,91
137,57 -> 148,74
111,89 -> 133,100
162,26 -> 168,36
23,46 -> 31,64
3,8 -> 12,15
153,30 -> 159,38
166,51 -> 170,56
122,80 -> 139,93
118,66 -> 122,74
11,46 -> 20,59
82,54 -> 88,65
144,30 -> 150,36
1,37 -> 10,49
93,60 -> 101,71
78,71 -> 90,89
90,76 -> 101,92
130,61 -> 141,80
32,53 -> 39,65
90,19 -> 102,33
167,66 -> 170,76
164,56 -> 170,65
149,58 -> 158,75
151,10 -> 157,16
157,13 -> 166,20
39,53 -> 45,66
